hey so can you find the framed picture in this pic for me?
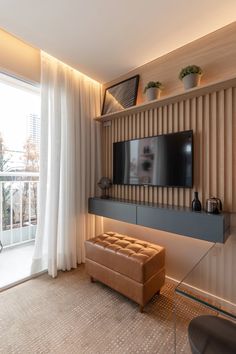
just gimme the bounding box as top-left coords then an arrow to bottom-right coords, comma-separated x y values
101,75 -> 139,115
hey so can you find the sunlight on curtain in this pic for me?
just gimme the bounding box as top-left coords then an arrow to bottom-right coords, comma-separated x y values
31,52 -> 103,277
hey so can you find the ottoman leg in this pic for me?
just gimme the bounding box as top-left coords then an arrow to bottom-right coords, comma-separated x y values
90,276 -> 95,283
156,289 -> 160,295
139,305 -> 144,313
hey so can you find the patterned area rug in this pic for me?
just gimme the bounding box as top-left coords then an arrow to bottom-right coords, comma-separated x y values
0,265 -> 213,354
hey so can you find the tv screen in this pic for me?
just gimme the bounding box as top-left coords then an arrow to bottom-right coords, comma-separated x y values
113,130 -> 193,188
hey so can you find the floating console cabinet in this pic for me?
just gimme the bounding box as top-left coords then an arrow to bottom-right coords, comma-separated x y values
88,197 -> 230,243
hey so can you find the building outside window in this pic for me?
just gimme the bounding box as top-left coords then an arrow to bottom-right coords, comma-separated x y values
0,73 -> 40,250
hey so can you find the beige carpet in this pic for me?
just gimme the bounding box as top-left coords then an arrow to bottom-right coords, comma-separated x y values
0,265 -> 212,354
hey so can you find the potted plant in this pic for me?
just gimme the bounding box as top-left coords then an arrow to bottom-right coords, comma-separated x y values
179,65 -> 202,90
144,81 -> 163,101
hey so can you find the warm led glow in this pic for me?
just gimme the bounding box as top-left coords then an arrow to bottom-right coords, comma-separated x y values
0,28 -> 40,83
41,50 -> 101,88
0,28 -> 100,88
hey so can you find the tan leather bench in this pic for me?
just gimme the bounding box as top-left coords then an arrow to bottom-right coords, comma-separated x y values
85,232 -> 165,312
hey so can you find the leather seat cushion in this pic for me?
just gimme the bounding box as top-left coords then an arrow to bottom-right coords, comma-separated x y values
85,232 -> 165,283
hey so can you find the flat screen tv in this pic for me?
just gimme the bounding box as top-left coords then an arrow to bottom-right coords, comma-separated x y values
113,130 -> 193,188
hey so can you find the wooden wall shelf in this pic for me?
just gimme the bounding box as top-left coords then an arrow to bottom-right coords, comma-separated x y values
95,77 -> 236,122
88,197 -> 230,243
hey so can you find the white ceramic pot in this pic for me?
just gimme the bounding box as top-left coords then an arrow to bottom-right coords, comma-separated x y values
182,73 -> 201,90
146,87 -> 161,101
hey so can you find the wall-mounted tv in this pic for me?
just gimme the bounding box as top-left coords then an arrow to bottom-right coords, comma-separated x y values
113,130 -> 193,188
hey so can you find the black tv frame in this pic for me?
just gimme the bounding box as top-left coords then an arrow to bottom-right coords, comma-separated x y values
113,130 -> 193,188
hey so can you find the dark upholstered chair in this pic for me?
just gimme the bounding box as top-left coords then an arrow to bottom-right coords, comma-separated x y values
188,315 -> 236,354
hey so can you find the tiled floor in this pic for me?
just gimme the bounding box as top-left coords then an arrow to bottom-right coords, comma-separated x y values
0,242 -> 35,289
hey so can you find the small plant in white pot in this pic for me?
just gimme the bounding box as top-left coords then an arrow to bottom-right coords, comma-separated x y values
179,65 -> 202,90
144,81 -> 163,101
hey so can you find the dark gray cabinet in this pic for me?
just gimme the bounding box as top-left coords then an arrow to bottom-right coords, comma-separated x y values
88,197 -> 136,224
88,197 -> 230,243
136,205 -> 230,243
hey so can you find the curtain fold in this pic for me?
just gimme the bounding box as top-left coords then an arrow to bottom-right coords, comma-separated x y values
31,52 -> 103,278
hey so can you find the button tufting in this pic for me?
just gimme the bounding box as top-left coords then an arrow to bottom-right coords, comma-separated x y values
90,233 -> 161,262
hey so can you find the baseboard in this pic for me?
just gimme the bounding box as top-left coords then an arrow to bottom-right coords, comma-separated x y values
166,275 -> 179,285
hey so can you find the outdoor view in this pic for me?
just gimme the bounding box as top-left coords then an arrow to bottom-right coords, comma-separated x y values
0,74 -> 40,251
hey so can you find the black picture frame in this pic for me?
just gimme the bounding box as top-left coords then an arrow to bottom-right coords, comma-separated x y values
101,75 -> 139,115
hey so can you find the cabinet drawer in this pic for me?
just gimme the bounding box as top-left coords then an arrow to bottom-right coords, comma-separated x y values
88,198 -> 136,224
136,205 -> 229,243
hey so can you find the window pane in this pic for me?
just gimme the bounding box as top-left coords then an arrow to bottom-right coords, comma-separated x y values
0,73 -> 40,172
0,73 -> 40,247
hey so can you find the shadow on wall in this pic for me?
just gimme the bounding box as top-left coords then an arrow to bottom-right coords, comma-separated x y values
103,217 -> 213,282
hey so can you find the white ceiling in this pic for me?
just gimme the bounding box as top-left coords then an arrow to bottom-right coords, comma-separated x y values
0,0 -> 236,83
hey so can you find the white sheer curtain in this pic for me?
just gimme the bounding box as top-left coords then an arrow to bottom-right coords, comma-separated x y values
32,51 -> 103,277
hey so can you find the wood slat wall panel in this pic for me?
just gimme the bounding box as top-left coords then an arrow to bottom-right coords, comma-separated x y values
102,86 -> 236,212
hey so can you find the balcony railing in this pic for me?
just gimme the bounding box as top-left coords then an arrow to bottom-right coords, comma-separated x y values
0,172 -> 39,249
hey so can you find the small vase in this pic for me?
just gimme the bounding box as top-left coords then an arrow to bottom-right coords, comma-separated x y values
146,87 -> 161,101
182,73 -> 201,90
192,191 -> 201,212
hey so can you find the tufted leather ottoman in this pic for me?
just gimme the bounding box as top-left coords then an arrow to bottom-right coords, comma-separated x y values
85,232 -> 165,312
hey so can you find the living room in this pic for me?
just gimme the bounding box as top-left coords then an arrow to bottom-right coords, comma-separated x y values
0,1 -> 236,353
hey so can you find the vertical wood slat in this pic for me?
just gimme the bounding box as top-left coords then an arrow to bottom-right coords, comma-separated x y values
225,88 -> 233,210
233,88 -> 236,211
179,101 -> 185,207
211,92 -> 217,197
218,90 -> 225,206
101,84 -> 236,212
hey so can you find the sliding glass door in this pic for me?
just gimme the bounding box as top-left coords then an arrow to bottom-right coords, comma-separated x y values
0,73 -> 40,288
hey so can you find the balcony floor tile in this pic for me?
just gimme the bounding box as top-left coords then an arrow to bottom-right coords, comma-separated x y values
0,242 -> 35,289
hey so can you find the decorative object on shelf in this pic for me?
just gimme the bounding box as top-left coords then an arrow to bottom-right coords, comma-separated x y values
179,65 -> 202,90
98,177 -> 112,199
144,81 -> 163,101
206,197 -> 222,214
101,75 -> 139,115
192,191 -> 202,212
